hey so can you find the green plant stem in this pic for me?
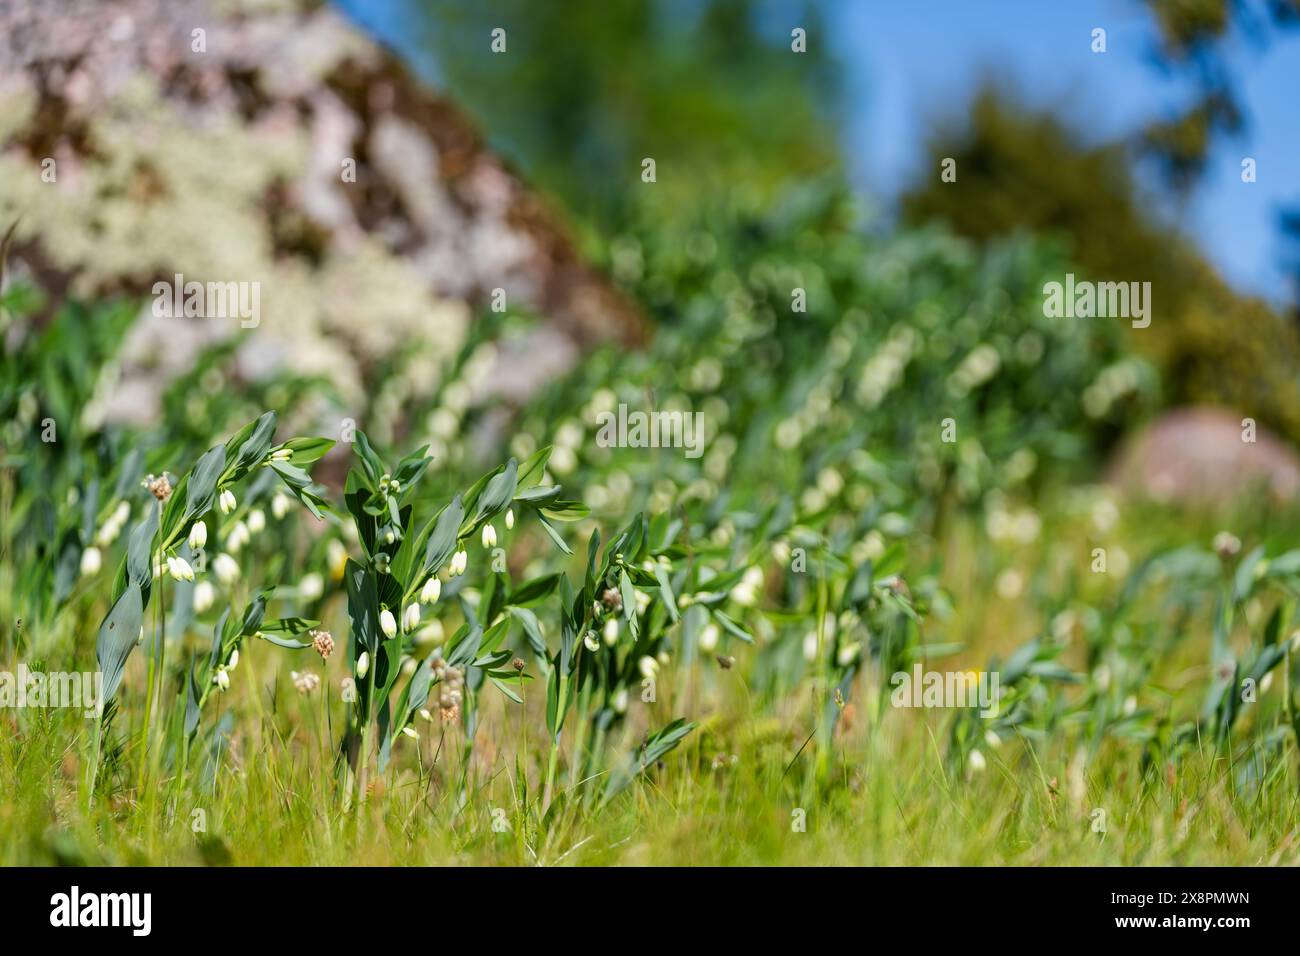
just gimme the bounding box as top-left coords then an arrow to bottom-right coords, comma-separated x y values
568,683 -> 592,789
543,739 -> 560,809
356,655 -> 377,806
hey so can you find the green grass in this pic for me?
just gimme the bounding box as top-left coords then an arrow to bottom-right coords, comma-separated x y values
5,681 -> 1297,866
6,504 -> 1300,867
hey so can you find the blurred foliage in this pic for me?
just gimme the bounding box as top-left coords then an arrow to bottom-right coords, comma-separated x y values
411,0 -> 842,231
1138,0 -> 1300,309
1138,0 -> 1298,189
506,181 -> 1155,541
901,87 -> 1300,443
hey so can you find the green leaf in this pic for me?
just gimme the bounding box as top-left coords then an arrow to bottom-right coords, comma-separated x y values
509,606 -> 547,656
537,514 -> 573,555
619,568 -> 638,640
421,495 -> 464,579
352,430 -> 386,487
1265,550 -> 1300,578
270,459 -> 327,520
345,559 -> 381,655
277,437 -> 336,467
185,445 -> 226,522
712,609 -> 754,643
124,500 -> 160,598
445,619 -> 485,668
516,445 -> 552,489
514,485 -> 563,504
228,411 -> 277,481
240,588 -> 273,636
257,633 -> 313,649
472,457 -> 518,527
489,677 -> 524,704
96,583 -> 144,707
540,500 -> 590,522
509,572 -> 561,606
653,561 -> 680,623
184,660 -> 201,737
259,616 -> 319,635
604,719 -> 697,801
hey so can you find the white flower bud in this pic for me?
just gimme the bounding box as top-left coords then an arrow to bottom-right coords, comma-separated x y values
420,576 -> 441,604
450,549 -> 468,577
356,651 -> 370,679
188,520 -> 207,550
482,523 -> 497,548
218,489 -> 237,514
967,749 -> 987,774
299,572 -> 324,602
380,609 -> 398,639
638,655 -> 658,679
167,556 -> 195,582
584,630 -> 600,652
505,508 -> 514,530
328,539 -> 348,580
80,546 -> 102,577
603,618 -> 619,646
401,726 -> 419,740
226,520 -> 250,553
228,649 -> 239,671
403,603 -> 420,632
414,621 -> 445,648
193,580 -> 216,614
95,519 -> 119,547
247,509 -> 266,534
271,493 -> 291,520
213,667 -> 230,691
613,688 -> 629,713
419,708 -> 433,722
213,552 -> 240,585
699,623 -> 720,653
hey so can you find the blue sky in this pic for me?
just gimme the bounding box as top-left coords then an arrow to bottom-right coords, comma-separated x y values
336,0 -> 1299,303
837,0 -> 1300,303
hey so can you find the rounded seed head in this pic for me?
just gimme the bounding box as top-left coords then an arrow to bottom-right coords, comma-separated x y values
148,474 -> 173,502
310,629 -> 335,660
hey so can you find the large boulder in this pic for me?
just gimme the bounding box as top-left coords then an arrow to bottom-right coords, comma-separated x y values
0,0 -> 641,428
1107,406 -> 1300,504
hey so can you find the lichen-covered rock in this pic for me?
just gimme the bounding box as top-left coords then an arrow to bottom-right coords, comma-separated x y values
0,0 -> 641,425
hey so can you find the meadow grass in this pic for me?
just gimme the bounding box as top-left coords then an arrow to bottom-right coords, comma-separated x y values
6,503 -> 1298,867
